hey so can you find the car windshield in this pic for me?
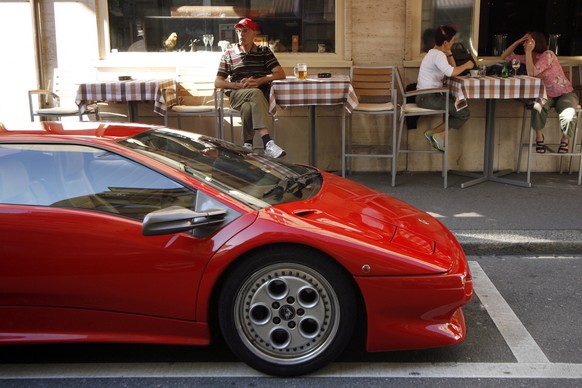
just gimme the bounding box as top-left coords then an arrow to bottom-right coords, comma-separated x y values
119,128 -> 322,208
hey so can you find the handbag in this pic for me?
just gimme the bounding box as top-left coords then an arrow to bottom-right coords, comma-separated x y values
405,82 -> 419,129
451,43 -> 476,75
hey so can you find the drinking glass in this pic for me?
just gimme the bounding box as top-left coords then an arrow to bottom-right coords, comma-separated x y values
208,34 -> 214,51
548,34 -> 560,55
493,34 -> 507,56
203,35 -> 210,51
294,63 -> 308,80
511,59 -> 520,76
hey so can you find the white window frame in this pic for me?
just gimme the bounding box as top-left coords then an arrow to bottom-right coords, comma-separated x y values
96,0 -> 352,69
405,0 -> 481,62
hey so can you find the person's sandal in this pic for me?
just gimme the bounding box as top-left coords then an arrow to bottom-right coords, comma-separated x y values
535,136 -> 545,154
558,141 -> 569,154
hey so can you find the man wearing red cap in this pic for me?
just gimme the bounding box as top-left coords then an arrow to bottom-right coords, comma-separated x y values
215,18 -> 287,158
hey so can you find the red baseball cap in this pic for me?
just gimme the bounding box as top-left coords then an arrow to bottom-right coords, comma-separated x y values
234,18 -> 259,31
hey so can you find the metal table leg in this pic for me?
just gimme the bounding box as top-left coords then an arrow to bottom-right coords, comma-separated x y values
458,99 -> 531,188
127,101 -> 138,122
309,105 -> 316,166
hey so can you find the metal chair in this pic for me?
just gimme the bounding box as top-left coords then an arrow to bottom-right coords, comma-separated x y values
516,65 -> 582,185
216,89 -> 241,142
28,69 -> 100,122
520,105 -> 582,186
576,64 -> 582,101
394,67 -> 450,188
342,66 -> 398,185
216,89 -> 277,147
162,67 -> 220,137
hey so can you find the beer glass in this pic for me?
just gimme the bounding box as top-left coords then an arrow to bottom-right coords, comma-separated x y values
294,63 -> 308,80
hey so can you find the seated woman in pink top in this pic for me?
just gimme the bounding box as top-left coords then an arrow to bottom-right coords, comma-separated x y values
502,32 -> 579,153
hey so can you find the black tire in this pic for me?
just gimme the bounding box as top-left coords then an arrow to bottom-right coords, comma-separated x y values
217,246 -> 357,376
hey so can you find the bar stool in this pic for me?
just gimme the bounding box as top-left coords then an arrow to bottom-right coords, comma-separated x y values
162,67 -> 221,137
394,68 -> 450,188
342,66 -> 398,185
519,105 -> 582,185
515,65 -> 582,185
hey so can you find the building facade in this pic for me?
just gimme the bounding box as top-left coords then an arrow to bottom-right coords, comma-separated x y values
1,0 -> 580,173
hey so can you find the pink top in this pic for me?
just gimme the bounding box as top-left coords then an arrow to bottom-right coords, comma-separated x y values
508,51 -> 573,98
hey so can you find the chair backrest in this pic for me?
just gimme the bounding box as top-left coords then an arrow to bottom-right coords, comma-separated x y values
176,67 -> 216,107
393,66 -> 449,116
350,66 -> 397,104
52,68 -> 97,107
561,65 -> 573,84
393,67 -> 407,98
561,65 -> 581,103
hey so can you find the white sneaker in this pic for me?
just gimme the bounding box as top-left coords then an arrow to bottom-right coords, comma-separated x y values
242,143 -> 253,151
264,140 -> 286,158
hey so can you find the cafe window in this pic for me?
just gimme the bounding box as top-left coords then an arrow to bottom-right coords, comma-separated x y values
478,0 -> 582,57
107,0 -> 336,53
419,0 -> 475,54
416,0 -> 582,58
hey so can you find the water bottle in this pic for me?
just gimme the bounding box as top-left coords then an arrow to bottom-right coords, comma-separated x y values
501,64 -> 509,78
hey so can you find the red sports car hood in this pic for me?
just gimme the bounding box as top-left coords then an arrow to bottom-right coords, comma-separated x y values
275,172 -> 463,275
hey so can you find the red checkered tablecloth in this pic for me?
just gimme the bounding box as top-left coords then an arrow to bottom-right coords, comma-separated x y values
268,75 -> 359,115
448,75 -> 547,112
75,78 -> 176,116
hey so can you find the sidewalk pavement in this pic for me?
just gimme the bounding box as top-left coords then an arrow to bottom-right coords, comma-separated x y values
348,171 -> 582,256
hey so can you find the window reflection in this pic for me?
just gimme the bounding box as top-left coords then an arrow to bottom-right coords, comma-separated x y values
108,0 -> 336,53
420,0 -> 474,54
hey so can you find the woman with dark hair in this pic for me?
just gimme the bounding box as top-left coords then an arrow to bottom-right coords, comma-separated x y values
416,25 -> 475,152
502,32 -> 579,153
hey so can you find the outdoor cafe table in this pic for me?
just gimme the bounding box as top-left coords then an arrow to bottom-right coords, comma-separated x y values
268,75 -> 359,167
448,75 -> 547,188
75,78 -> 176,122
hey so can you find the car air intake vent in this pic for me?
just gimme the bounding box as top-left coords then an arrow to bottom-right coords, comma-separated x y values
292,209 -> 321,217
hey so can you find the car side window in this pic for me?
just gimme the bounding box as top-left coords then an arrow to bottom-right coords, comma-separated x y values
0,144 -> 197,220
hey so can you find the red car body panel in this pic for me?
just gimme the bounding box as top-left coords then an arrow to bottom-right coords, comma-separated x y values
0,204 -> 256,321
356,252 -> 472,351
0,307 -> 210,345
196,176 -> 472,349
0,122 -> 473,352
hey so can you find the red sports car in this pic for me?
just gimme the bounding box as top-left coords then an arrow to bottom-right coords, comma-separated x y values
0,122 -> 472,376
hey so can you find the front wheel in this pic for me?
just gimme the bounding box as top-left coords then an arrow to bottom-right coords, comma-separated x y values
218,247 -> 357,376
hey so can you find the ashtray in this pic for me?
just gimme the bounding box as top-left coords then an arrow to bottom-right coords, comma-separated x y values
317,73 -> 331,78
118,76 -> 132,81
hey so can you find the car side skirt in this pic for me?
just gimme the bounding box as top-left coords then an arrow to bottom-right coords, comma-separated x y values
0,307 -> 210,346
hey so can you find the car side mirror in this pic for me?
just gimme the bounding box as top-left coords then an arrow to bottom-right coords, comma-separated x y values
142,205 -> 227,236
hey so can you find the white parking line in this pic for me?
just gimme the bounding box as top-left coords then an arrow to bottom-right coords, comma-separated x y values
1,361 -> 582,379
469,261 -> 550,363
318,362 -> 582,378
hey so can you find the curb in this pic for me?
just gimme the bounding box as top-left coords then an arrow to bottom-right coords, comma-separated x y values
452,229 -> 582,256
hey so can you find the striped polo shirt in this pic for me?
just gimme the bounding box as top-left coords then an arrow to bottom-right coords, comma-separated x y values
217,44 -> 280,97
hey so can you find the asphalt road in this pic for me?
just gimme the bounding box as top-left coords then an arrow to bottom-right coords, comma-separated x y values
1,255 -> 581,387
